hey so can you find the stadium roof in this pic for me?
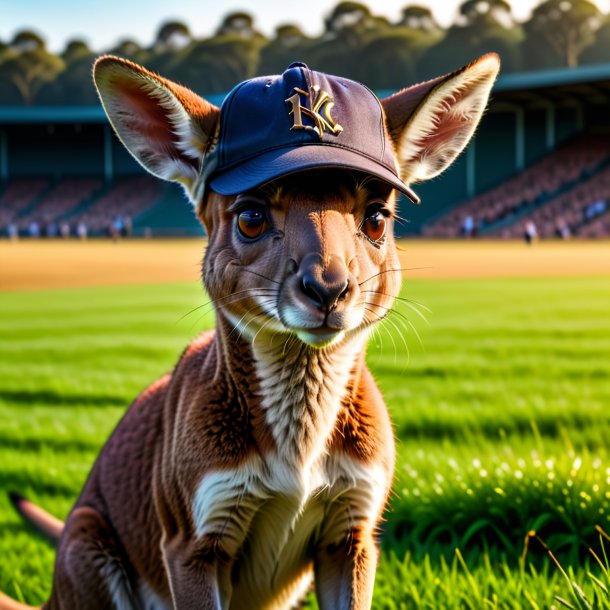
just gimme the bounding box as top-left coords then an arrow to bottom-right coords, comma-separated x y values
0,94 -> 226,123
494,62 -> 610,92
2,63 -> 610,123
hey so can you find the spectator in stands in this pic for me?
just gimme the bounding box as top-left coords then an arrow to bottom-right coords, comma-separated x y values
462,215 -> 475,237
584,199 -> 607,220
7,223 -> 18,241
28,221 -> 40,238
77,221 -> 88,240
555,217 -> 571,239
123,216 -> 132,238
524,220 -> 538,245
113,216 -> 124,237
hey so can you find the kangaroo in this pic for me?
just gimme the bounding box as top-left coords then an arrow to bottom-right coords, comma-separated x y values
1,54 -> 499,609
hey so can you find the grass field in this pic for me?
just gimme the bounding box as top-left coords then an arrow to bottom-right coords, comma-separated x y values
1,240 -> 610,608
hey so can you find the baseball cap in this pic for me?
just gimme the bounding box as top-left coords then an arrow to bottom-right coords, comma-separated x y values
205,62 -> 420,204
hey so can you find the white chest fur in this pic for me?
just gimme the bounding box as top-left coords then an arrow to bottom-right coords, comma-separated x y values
191,337 -> 385,609
192,453 -> 386,609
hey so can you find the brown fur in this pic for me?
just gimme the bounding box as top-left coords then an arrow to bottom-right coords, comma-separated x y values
2,54 -> 499,610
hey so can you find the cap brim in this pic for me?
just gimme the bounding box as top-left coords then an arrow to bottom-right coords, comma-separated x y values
209,145 -> 420,204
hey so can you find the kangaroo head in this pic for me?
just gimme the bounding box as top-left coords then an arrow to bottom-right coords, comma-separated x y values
94,56 -> 499,349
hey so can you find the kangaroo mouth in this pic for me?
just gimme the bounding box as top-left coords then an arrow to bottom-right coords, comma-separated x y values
294,325 -> 345,348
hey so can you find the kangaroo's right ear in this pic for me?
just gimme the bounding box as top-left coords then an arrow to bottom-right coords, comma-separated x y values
381,54 -> 500,185
93,55 -> 220,204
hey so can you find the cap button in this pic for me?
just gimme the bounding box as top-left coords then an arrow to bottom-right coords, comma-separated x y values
287,61 -> 308,70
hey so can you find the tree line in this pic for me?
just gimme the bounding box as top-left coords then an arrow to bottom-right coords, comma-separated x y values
1,0 -> 609,106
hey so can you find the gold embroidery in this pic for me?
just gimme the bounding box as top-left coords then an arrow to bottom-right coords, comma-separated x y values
285,85 -> 343,140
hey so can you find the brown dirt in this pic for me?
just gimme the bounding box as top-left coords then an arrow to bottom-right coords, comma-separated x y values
1,239 -> 609,292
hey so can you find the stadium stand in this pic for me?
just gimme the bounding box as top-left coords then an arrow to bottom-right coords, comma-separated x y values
0,178 -> 50,227
3,63 -> 610,238
422,134 -> 610,238
579,207 -> 610,238
0,175 -> 177,237
71,175 -> 164,234
491,165 -> 610,239
17,177 -> 103,231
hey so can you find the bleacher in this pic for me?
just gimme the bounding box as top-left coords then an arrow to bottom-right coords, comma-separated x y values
17,178 -> 103,230
72,176 -> 163,233
423,134 -> 610,239
491,165 -> 610,239
0,175 -> 202,237
0,178 -> 50,227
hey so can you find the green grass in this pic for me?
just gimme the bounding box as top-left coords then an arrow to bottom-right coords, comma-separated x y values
1,275 -> 610,608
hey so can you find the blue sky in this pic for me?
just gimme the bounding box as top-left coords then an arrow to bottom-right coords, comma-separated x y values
2,0 -> 609,53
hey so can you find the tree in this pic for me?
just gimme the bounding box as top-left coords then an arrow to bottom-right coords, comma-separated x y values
325,2 -> 372,34
0,33 -> 64,104
418,0 -> 522,77
523,0 -> 602,68
108,39 -> 146,61
38,40 -> 97,105
168,33 -> 264,95
458,0 -> 514,28
258,25 -> 313,75
580,16 -> 610,65
399,5 -> 441,33
11,30 -> 45,52
216,12 -> 265,41
154,21 -> 191,51
358,33 -> 420,89
308,2 -> 389,78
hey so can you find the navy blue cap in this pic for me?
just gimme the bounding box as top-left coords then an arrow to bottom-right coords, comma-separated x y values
206,63 -> 420,203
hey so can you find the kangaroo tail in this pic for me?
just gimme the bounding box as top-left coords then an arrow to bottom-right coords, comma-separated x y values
0,592 -> 40,610
9,492 -> 64,544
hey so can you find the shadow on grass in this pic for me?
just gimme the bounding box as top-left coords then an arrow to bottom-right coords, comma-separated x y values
0,471 -> 80,499
0,389 -> 126,408
397,411 -> 610,441
0,433 -> 102,454
0,521 -> 59,550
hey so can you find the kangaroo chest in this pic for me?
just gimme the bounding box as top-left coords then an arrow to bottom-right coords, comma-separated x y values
192,452 -> 384,610
190,339 -> 382,608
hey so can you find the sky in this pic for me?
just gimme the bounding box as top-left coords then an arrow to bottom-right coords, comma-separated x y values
2,0 -> 610,53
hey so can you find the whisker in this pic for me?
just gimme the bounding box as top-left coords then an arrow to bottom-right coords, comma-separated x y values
387,309 -> 425,351
252,316 -> 278,346
190,294 -> 276,330
358,267 -> 432,286
192,287 -> 278,313
381,315 -> 409,366
227,302 -> 272,341
364,305 -> 410,364
241,269 -> 281,285
186,289 -> 279,328
384,311 -> 412,358
363,298 -> 424,352
360,289 -> 430,324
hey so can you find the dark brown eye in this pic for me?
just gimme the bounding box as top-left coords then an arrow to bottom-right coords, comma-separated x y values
362,207 -> 387,243
237,209 -> 267,239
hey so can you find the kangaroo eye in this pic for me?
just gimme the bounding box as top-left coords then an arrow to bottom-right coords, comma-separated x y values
361,206 -> 388,243
237,209 -> 268,239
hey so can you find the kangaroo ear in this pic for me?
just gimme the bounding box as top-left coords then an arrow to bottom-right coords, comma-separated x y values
93,55 -> 220,203
381,53 -> 500,184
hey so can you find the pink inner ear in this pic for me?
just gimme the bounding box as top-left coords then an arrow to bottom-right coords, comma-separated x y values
412,85 -> 473,161
116,79 -> 192,164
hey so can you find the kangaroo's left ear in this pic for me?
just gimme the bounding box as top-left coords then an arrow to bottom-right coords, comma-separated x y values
381,53 -> 500,184
93,55 -> 220,203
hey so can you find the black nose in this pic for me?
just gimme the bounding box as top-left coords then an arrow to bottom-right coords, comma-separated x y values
298,254 -> 350,311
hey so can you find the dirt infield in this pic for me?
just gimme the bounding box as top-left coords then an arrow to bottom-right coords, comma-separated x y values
1,239 -> 609,292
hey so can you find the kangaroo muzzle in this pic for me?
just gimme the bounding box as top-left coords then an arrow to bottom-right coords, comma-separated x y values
297,253 -> 352,313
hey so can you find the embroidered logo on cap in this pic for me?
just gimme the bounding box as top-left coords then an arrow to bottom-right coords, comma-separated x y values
285,85 -> 343,140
